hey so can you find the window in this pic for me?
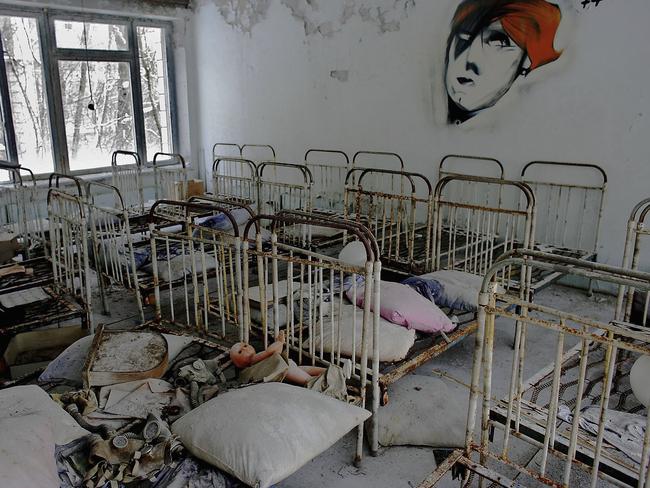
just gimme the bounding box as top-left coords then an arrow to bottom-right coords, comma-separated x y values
0,15 -> 53,173
137,26 -> 172,156
59,60 -> 136,171
0,10 -> 177,174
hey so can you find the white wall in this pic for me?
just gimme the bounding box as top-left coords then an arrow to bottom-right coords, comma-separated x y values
190,0 -> 650,268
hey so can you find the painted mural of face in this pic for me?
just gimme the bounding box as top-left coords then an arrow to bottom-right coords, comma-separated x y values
445,20 -> 527,116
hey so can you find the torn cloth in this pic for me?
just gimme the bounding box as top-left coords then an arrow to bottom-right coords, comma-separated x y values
557,404 -> 647,465
56,438 -> 245,488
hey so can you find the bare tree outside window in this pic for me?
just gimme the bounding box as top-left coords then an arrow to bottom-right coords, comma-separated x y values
138,26 -> 171,156
0,15 -> 53,173
56,20 -> 136,170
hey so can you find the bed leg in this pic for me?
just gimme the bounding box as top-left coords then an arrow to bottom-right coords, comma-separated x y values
511,306 -> 522,350
380,385 -> 389,406
587,278 -> 594,297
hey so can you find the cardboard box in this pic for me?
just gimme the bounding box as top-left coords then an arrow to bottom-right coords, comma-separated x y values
187,179 -> 205,198
0,232 -> 20,264
3,326 -> 88,379
173,179 -> 205,200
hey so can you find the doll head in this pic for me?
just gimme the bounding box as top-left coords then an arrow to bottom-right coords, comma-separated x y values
230,342 -> 256,369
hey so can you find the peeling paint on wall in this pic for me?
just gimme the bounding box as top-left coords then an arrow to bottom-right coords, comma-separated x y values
330,70 -> 349,82
213,0 -> 272,34
281,0 -> 415,37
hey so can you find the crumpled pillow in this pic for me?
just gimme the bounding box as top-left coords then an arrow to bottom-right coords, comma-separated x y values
1,386 -> 90,488
306,303 -> 416,362
375,374 -> 468,448
347,280 -> 455,334
194,207 -> 252,231
404,270 -> 483,312
142,253 -> 218,282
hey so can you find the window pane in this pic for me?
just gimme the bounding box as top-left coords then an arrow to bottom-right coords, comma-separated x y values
55,20 -> 128,50
0,15 -> 53,173
137,26 -> 172,156
59,60 -> 135,171
0,102 -> 8,161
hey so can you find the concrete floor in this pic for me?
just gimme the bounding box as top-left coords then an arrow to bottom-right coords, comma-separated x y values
92,282 -> 621,488
281,285 -> 620,488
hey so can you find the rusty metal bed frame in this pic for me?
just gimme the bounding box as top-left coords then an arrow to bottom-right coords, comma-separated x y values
432,175 -> 536,284
352,150 -> 405,170
241,210 -> 381,462
438,154 -> 505,180
84,180 -> 145,322
0,171 -> 87,296
139,200 -> 244,337
152,152 -> 190,201
0,189 -> 93,338
617,197 -> 650,326
256,161 -> 313,215
521,161 -> 608,293
212,142 -> 244,160
375,175 -> 535,400
344,167 -> 434,275
418,250 -> 650,488
211,142 -> 278,207
255,161 -> 313,246
438,155 -> 506,214
139,200 -> 243,361
212,156 -> 258,206
110,150 -> 190,222
0,163 -> 49,258
240,143 -> 276,162
212,142 -> 277,160
304,149 -> 351,213
111,150 -> 145,218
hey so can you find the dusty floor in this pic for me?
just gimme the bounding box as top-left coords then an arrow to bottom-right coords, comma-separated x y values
92,282 -> 620,488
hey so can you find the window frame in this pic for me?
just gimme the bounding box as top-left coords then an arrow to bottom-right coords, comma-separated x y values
0,5 -> 178,176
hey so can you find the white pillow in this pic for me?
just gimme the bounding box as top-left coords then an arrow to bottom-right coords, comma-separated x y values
306,303 -> 416,362
247,279 -> 298,305
144,253 -> 217,282
172,382 -> 370,488
249,303 -> 288,330
631,355 -> 650,407
375,375 -> 468,448
1,415 -> 60,488
0,385 -> 89,445
338,241 -> 367,268
39,333 -> 195,385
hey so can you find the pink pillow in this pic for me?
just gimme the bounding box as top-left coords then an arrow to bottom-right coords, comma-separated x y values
346,280 -> 455,334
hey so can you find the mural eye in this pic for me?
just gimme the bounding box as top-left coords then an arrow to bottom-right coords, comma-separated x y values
485,31 -> 513,48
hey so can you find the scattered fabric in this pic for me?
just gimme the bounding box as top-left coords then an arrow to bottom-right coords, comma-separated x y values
557,404 -> 647,465
306,364 -> 348,402
239,352 -> 291,384
404,270 -> 483,312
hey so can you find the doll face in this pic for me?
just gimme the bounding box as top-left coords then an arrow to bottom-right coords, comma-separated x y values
230,342 -> 255,368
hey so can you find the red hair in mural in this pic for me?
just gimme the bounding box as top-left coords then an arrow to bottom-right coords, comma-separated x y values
452,0 -> 562,70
